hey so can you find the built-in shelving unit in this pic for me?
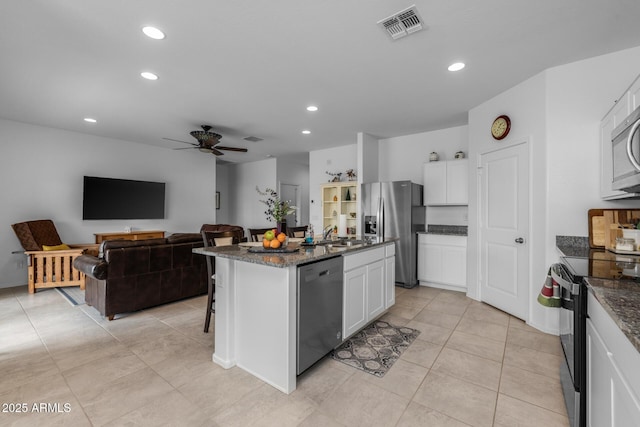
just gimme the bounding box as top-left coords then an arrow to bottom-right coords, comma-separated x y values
321,182 -> 358,238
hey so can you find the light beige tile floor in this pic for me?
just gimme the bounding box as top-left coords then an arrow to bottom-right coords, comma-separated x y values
0,284 -> 569,426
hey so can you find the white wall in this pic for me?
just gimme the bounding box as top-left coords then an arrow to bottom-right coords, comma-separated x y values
226,158 -> 278,236
545,46 -> 640,257
378,126 -> 469,183
309,144 -> 358,234
1,119 -> 216,288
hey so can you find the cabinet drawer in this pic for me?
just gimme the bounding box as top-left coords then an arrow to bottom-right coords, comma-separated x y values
421,234 -> 467,247
343,247 -> 385,271
385,243 -> 395,257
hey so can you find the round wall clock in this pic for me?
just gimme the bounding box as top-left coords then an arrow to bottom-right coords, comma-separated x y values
491,115 -> 511,140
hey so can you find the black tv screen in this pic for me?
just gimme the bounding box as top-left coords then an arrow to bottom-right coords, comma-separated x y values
82,176 -> 166,220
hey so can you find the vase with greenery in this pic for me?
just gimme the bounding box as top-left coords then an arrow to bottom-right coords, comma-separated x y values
256,187 -> 296,233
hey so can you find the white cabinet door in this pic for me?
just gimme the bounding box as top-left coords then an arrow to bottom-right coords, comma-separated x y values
423,244 -> 443,283
611,363 -> 640,427
446,159 -> 468,204
587,292 -> 640,427
343,266 -> 367,338
587,319 -> 613,427
441,246 -> 466,287
423,161 -> 447,205
385,255 -> 395,308
366,260 -> 385,320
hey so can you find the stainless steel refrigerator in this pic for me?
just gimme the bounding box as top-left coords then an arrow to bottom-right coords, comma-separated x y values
361,181 -> 425,288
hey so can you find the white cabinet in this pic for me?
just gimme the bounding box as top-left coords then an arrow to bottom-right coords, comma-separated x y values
343,244 -> 394,340
587,292 -> 640,427
418,234 -> 467,291
423,159 -> 468,205
600,73 -> 640,200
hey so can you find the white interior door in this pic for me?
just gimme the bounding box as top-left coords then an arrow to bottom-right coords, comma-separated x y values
479,141 -> 529,320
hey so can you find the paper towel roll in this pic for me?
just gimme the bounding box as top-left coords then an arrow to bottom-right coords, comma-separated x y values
338,214 -> 347,237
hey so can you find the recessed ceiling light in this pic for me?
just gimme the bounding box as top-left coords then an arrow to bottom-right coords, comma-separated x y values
306,105 -> 318,112
84,118 -> 97,123
140,71 -> 158,80
302,130 -> 311,135
142,26 -> 165,40
448,62 -> 465,72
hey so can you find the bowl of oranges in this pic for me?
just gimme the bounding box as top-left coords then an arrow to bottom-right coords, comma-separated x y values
263,229 -> 288,250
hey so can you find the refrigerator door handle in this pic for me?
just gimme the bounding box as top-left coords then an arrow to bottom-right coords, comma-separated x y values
378,196 -> 384,240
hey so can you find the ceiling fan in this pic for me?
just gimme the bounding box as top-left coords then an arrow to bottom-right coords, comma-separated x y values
163,125 -> 248,156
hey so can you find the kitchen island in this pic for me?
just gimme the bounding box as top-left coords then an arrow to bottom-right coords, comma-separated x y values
193,239 -> 396,394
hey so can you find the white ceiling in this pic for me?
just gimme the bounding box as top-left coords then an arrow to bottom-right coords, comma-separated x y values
2,1 -> 640,164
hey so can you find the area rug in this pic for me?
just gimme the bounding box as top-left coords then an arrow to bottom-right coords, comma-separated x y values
330,320 -> 420,377
55,287 -> 85,306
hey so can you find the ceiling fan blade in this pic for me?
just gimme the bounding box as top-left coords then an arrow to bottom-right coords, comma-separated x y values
211,148 -> 225,156
163,137 -> 198,146
216,146 -> 248,153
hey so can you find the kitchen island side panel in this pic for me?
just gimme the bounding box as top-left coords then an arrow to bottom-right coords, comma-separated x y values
234,262 -> 297,394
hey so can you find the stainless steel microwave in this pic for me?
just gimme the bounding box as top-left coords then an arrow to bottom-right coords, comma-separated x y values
612,105 -> 640,192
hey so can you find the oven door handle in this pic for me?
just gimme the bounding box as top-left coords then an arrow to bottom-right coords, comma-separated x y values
561,296 -> 574,311
625,116 -> 640,172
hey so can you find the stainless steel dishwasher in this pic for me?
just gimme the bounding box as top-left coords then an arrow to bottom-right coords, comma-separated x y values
297,256 -> 343,375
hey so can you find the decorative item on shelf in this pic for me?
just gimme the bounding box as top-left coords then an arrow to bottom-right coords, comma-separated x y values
429,152 -> 439,162
333,195 -> 338,202
454,151 -> 465,159
332,210 -> 337,217
256,187 -> 296,232
346,188 -> 351,200
326,171 -> 342,182
349,212 -> 356,218
345,169 -> 357,181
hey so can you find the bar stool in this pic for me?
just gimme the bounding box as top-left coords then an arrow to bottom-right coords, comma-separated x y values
201,230 -> 239,333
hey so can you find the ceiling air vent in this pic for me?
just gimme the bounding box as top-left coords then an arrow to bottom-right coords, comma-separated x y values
377,5 -> 424,40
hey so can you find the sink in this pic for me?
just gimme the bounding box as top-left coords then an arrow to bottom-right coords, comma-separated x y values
327,239 -> 368,248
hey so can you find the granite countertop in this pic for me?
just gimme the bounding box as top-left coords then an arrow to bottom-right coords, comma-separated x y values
418,224 -> 468,236
556,235 -> 640,353
193,238 -> 396,268
584,277 -> 640,353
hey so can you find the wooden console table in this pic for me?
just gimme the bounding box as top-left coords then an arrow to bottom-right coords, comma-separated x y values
94,230 -> 165,244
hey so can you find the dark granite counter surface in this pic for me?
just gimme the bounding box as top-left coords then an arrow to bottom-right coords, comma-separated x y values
556,235 -> 640,353
193,238 -> 396,268
418,224 -> 468,236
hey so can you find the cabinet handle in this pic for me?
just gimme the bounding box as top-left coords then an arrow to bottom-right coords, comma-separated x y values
515,237 -> 525,244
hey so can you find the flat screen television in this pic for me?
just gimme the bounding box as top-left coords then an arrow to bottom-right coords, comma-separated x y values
82,176 -> 166,220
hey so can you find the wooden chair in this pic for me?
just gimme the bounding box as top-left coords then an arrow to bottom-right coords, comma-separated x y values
201,230 -> 239,333
286,225 -> 308,238
248,227 -> 273,242
11,219 -> 92,293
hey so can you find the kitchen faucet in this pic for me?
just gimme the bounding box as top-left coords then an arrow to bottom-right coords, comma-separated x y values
323,225 -> 334,241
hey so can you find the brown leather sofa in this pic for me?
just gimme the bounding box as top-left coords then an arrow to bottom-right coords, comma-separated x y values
73,233 -> 207,320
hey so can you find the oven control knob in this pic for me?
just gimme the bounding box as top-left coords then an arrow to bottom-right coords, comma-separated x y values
515,237 -> 525,244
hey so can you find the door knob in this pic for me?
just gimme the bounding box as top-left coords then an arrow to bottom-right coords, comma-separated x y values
515,237 -> 525,244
